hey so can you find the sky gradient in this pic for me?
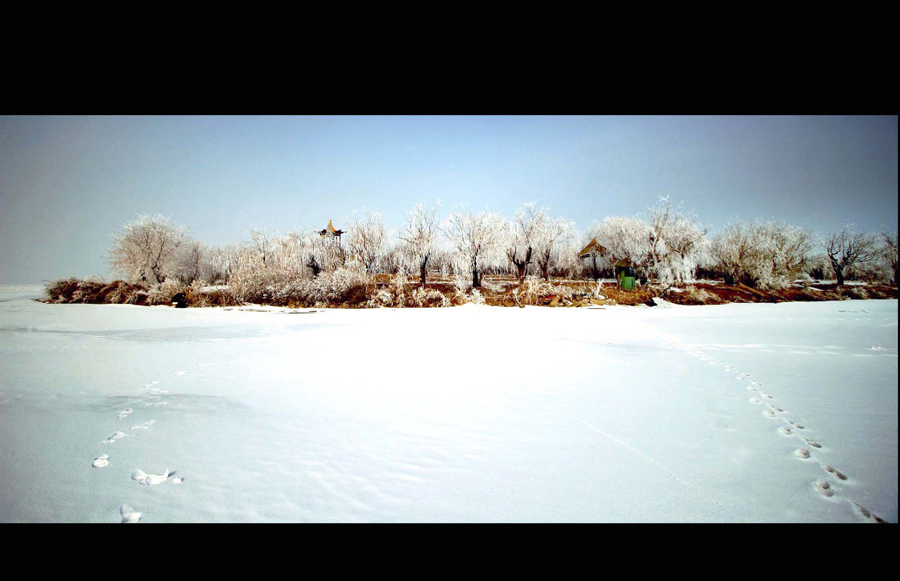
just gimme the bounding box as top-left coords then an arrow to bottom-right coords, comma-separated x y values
1,115 -> 897,283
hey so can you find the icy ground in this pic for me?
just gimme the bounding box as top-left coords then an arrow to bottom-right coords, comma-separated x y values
0,286 -> 896,522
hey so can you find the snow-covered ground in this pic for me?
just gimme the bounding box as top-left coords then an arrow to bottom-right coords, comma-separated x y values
0,286 -> 896,522
0,284 -> 46,302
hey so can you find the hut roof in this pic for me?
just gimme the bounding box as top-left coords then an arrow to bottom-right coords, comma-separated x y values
578,238 -> 607,258
318,220 -> 344,236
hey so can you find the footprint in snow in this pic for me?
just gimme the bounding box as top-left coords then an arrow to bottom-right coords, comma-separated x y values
747,385 -> 758,391
850,502 -> 886,523
767,404 -> 784,412
787,420 -> 804,429
749,397 -> 762,404
823,465 -> 848,481
118,408 -> 133,419
778,427 -> 793,436
760,392 -> 773,399
801,437 -> 822,449
102,431 -> 127,444
92,454 -> 110,468
131,468 -> 174,486
813,479 -> 835,498
144,401 -> 167,407
794,449 -> 811,459
130,420 -> 155,430
120,504 -> 142,523
763,410 -> 777,418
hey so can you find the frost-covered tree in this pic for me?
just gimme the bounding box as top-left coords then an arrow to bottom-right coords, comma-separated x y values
760,221 -> 815,286
880,231 -> 898,284
107,214 -> 188,287
587,216 -> 652,274
347,210 -> 388,275
172,239 -> 208,284
643,198 -> 708,285
711,221 -> 765,287
247,228 -> 278,267
399,201 -> 441,288
585,199 -> 708,286
534,215 -> 576,281
306,232 -> 340,276
504,202 -> 546,283
379,242 -> 404,275
712,220 -> 816,288
207,243 -> 245,284
430,248 -> 455,278
442,206 -> 505,288
824,227 -> 878,286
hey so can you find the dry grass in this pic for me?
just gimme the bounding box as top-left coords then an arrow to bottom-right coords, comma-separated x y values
45,278 -> 150,306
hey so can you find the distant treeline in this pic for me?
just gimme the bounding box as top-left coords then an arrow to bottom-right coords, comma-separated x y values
50,198 -> 897,308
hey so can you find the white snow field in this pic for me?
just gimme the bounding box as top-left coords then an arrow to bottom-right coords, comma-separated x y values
0,286 -> 896,523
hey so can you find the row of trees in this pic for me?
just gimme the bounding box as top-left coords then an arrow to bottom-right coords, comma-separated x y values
106,200 -> 899,295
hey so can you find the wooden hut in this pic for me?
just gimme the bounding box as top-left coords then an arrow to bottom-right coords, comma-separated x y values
578,238 -> 607,281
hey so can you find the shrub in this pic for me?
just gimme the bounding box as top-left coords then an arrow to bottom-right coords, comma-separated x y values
840,286 -> 869,300
229,267 -> 369,307
411,287 -> 450,307
45,278 -> 148,305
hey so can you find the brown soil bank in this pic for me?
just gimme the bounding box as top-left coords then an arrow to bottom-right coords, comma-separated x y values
42,277 -> 897,309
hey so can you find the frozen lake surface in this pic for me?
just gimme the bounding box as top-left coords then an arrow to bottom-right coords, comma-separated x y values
0,286 -> 896,522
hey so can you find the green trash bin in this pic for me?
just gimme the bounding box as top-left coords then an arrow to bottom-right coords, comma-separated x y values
616,265 -> 636,291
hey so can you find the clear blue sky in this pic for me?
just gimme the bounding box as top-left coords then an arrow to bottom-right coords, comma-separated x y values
0,115 -> 897,283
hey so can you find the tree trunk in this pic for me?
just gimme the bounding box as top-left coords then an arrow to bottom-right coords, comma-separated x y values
515,263 -> 526,283
521,247 -> 532,283
591,254 -> 599,281
831,259 -> 844,286
151,262 -> 163,285
472,257 -> 480,288
420,257 -> 428,289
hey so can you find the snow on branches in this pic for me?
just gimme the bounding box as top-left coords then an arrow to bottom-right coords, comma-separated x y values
442,206 -> 506,288
107,214 -> 188,287
503,202 -> 545,283
398,201 -> 441,288
711,220 -> 815,288
347,210 -> 388,275
586,199 -> 708,285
